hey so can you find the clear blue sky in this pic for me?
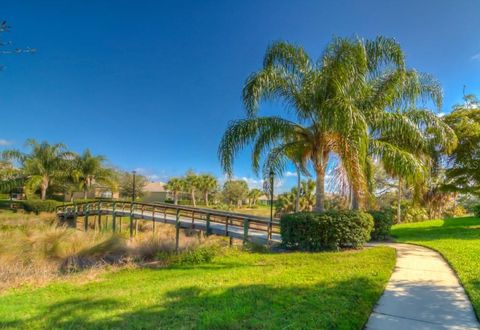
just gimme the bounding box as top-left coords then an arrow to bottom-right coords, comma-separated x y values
1,0 -> 479,191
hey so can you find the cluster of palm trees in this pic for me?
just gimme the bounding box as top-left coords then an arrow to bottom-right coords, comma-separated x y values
1,139 -> 116,200
218,36 -> 456,214
165,171 -> 217,206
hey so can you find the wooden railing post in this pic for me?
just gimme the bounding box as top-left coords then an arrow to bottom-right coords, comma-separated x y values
84,204 -> 89,232
97,201 -> 102,232
225,216 -> 229,236
205,213 -> 211,236
191,211 -> 195,229
112,202 -> 116,233
243,218 -> 249,245
129,202 -> 134,239
175,208 -> 180,251
152,208 -> 156,234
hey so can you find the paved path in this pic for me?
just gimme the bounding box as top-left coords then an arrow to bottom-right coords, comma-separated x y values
366,243 -> 480,330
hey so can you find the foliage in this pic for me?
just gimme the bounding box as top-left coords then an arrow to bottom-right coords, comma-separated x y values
392,217 -> 480,318
443,103 -> 480,195
276,179 -> 315,214
0,246 -> 395,329
197,174 -> 218,206
118,172 -> 147,199
368,209 -> 393,240
218,36 -> 454,213
393,201 -> 429,223
280,211 -> 374,251
21,199 -> 62,213
473,205 -> 480,217
222,180 -> 248,206
164,177 -> 185,205
247,188 -> 263,206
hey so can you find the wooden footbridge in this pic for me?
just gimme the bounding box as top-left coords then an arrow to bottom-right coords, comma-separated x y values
56,201 -> 281,247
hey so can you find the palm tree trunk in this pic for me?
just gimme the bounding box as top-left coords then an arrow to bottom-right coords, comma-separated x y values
84,189 -> 88,200
40,177 -> 48,200
295,170 -> 301,212
174,192 -> 178,205
397,178 -> 402,223
314,166 -> 325,213
191,190 -> 196,207
205,191 -> 209,206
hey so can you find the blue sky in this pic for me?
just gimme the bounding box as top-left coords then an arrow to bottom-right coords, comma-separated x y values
1,0 -> 479,192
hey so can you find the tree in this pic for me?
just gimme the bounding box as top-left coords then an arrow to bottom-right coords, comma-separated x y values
184,171 -> 200,207
223,180 -> 248,207
165,177 -> 185,205
119,172 -> 147,200
219,37 -> 445,212
443,103 -> 480,196
276,179 -> 315,213
2,139 -> 72,200
247,188 -> 262,206
70,149 -> 116,199
197,174 -> 217,206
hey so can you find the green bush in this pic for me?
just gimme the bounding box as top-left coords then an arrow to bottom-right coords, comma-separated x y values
368,210 -> 393,240
473,205 -> 480,217
21,200 -> 62,213
280,210 -> 374,251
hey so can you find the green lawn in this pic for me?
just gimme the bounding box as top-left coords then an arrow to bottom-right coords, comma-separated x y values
391,216 -> 480,317
0,247 -> 395,329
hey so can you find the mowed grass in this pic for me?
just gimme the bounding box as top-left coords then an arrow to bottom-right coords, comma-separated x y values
0,247 -> 395,329
391,216 -> 480,317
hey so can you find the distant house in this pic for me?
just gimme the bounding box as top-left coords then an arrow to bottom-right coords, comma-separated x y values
142,181 -> 168,203
257,194 -> 277,206
67,185 -> 119,201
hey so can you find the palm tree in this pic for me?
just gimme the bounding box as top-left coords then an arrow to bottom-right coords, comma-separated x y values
197,174 -> 217,206
219,37 -> 453,212
165,177 -> 185,205
2,139 -> 71,200
247,188 -> 262,206
71,149 -> 116,199
184,171 -> 200,207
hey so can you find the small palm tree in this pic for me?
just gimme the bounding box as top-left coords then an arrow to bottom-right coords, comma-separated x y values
2,139 -> 72,200
197,174 -> 217,206
247,188 -> 263,206
165,177 -> 185,205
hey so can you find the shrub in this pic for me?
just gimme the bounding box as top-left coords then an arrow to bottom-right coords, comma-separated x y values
21,200 -> 62,213
473,205 -> 480,217
444,205 -> 468,218
280,210 -> 374,251
368,210 -> 393,240
173,245 -> 219,265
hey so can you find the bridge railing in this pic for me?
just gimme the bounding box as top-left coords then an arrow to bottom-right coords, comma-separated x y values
56,200 -> 281,244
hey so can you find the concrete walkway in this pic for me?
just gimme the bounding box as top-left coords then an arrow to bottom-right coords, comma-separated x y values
366,243 -> 480,330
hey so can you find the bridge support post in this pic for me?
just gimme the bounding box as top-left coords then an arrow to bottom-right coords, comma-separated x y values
225,216 -> 229,237
243,219 -> 249,245
129,203 -> 134,239
97,202 -> 102,232
152,209 -> 156,235
112,202 -> 116,233
205,213 -> 211,236
175,208 -> 180,251
84,204 -> 89,232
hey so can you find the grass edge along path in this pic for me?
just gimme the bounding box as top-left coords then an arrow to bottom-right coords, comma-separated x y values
0,247 -> 395,329
391,216 -> 480,320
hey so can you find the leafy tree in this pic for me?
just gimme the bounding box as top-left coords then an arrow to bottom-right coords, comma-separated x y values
197,174 -> 217,206
219,37 -> 450,212
223,180 -> 248,206
2,139 -> 72,200
247,188 -> 263,206
165,177 -> 186,205
119,172 -> 147,200
443,104 -> 480,196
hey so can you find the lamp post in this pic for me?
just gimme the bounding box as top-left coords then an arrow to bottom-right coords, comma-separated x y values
132,170 -> 136,202
269,169 -> 274,240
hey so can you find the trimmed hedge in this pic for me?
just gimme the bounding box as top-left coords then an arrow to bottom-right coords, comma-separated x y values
368,210 -> 393,240
21,199 -> 62,213
280,210 -> 374,251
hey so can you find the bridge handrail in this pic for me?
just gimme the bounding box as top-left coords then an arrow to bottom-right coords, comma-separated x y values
56,200 -> 280,225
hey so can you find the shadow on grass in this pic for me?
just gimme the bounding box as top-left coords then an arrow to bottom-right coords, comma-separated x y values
0,277 -> 382,329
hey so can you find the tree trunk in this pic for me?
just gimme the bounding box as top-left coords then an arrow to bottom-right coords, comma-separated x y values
174,192 -> 178,205
314,166 -> 325,213
191,190 -> 196,207
397,178 -> 402,223
40,177 -> 48,200
84,189 -> 88,200
205,191 -> 209,206
295,170 -> 301,212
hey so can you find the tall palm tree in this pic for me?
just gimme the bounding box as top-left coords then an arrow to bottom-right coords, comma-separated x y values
184,171 -> 200,207
197,174 -> 217,206
2,139 -> 72,200
247,188 -> 262,206
220,37 -> 408,212
165,177 -> 185,205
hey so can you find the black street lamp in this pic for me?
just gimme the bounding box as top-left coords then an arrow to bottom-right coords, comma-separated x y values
269,169 -> 274,240
132,170 -> 136,202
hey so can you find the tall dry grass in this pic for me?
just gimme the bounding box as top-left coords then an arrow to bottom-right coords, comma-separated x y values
0,211 -> 223,291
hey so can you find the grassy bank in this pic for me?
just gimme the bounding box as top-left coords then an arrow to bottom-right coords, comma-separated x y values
0,246 -> 395,329
391,216 -> 480,317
